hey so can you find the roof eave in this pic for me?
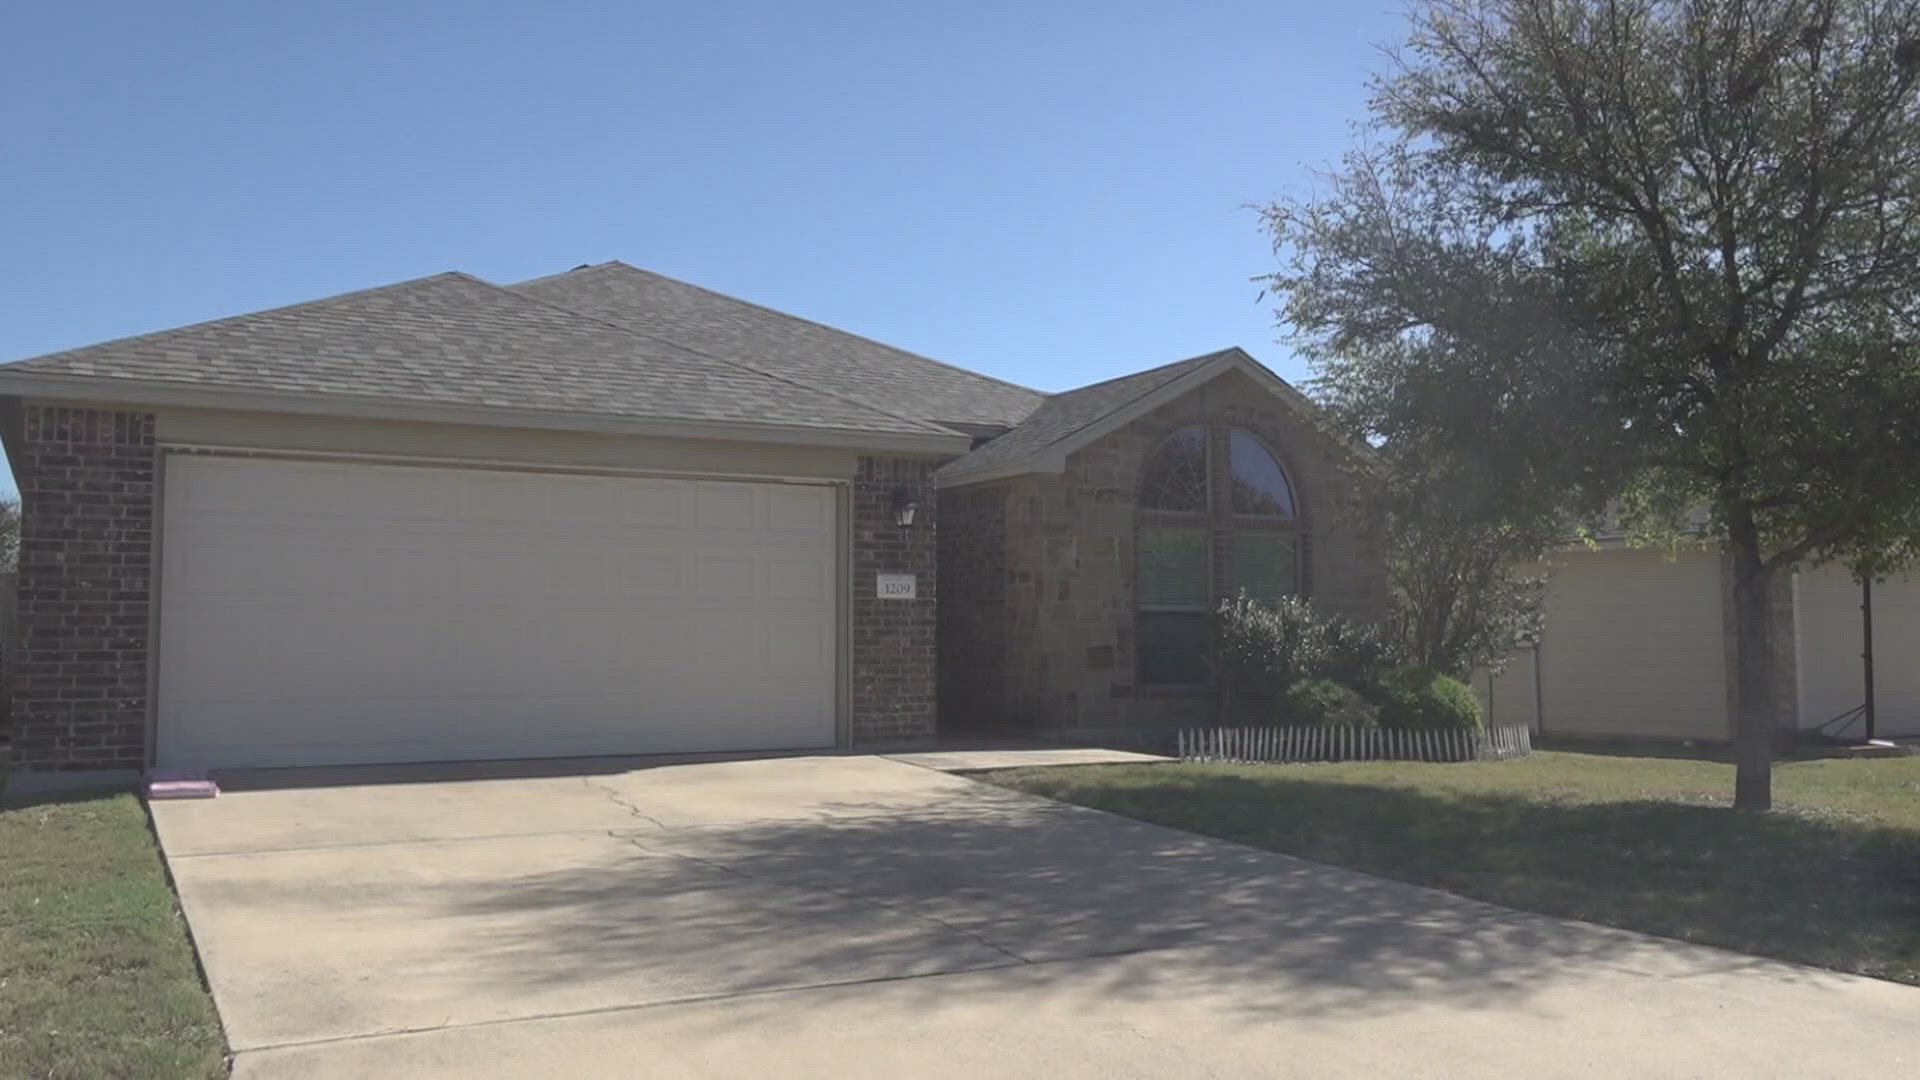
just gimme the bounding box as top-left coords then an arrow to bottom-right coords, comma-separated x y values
0,372 -> 973,456
937,349 -> 1379,485
935,451 -> 1071,488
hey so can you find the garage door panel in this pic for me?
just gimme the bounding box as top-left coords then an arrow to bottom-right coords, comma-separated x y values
768,556 -> 830,601
363,536 -> 455,598
623,548 -> 689,598
170,527 -> 284,596
693,552 -> 760,599
766,615 -> 832,672
694,485 -> 759,530
542,475 -> 624,526
272,466 -> 361,517
352,467 -> 458,520
158,457 -> 839,770
624,479 -> 690,527
768,486 -> 833,534
689,612 -> 761,668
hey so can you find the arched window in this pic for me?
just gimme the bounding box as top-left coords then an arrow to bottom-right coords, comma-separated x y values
1138,424 -> 1208,513
1136,425 -> 1301,685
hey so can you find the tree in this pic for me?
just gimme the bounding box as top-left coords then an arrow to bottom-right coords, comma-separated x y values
0,497 -> 16,572
1264,0 -> 1920,809
1367,444 -> 1553,678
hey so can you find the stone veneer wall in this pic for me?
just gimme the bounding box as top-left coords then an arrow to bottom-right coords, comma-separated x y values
850,456 -> 940,741
972,369 -> 1388,735
8,405 -> 156,774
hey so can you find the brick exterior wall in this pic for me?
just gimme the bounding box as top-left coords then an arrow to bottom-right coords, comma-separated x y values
935,484 -> 1007,729
9,405 -> 156,773
851,456 -> 940,742
939,369 -> 1388,737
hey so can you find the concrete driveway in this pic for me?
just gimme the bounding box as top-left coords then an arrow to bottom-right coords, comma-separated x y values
152,752 -> 1918,1079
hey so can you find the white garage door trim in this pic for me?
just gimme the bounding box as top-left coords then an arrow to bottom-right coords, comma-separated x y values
154,451 -> 846,770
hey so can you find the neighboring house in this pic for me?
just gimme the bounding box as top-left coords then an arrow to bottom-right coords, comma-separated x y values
0,261 -> 1383,786
1479,543 -> 1920,742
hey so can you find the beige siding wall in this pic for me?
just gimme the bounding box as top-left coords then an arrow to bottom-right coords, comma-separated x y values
1475,648 -> 1540,730
1796,564 -> 1920,738
1535,548 -> 1729,741
153,407 -> 863,480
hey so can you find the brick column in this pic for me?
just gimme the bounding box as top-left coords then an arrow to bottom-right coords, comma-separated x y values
935,483 -> 1009,730
851,456 -> 938,742
9,405 -> 156,774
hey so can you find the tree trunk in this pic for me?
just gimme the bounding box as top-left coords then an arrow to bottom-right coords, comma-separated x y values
1727,521 -> 1776,812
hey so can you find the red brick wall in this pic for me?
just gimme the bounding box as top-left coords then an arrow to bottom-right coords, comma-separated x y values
935,483 -> 1007,731
9,405 -> 156,772
851,456 -> 939,741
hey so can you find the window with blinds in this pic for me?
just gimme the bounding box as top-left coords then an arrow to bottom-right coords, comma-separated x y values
1134,424 -> 1303,685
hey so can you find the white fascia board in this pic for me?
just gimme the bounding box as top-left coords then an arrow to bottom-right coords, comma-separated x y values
0,373 -> 973,456
936,451 -> 1070,488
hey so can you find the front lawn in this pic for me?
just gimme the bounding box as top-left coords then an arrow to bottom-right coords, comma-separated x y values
0,791 -> 227,1079
987,751 -> 1920,984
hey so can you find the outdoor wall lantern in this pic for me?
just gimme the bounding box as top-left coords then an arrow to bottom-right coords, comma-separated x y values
891,486 -> 919,528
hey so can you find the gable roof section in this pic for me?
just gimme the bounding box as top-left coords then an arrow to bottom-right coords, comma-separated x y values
510,262 -> 1046,430
0,272 -> 969,452
937,347 -> 1365,486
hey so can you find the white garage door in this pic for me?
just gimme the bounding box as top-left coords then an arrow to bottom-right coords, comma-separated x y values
156,456 -> 839,770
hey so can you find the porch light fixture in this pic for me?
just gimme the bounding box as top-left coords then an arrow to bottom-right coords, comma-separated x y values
891,486 -> 919,528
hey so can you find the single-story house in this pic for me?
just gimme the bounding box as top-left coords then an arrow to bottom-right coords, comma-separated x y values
1479,543 -> 1920,741
0,261 -> 1385,786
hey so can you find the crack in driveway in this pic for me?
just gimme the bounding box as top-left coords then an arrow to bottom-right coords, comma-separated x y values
580,778 -> 670,829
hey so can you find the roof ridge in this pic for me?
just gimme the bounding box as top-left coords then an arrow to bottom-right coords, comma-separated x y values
1039,348 -> 1237,398
546,261 -> 1044,400
3,271 -> 476,367
991,349 -> 1240,462
495,272 -> 955,435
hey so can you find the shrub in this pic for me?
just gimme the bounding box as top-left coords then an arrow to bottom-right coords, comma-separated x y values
1371,666 -> 1484,731
1213,593 -> 1402,721
1212,594 -> 1332,717
1318,617 -> 1407,691
1281,678 -> 1380,728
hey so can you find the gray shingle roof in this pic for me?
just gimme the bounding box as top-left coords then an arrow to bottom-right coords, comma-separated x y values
0,272 -> 955,437
510,262 -> 1045,429
937,349 -> 1234,480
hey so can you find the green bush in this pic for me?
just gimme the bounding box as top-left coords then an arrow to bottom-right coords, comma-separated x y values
1212,594 -> 1331,717
1318,617 -> 1406,691
1280,678 -> 1380,728
1370,666 -> 1484,731
1213,594 -> 1406,722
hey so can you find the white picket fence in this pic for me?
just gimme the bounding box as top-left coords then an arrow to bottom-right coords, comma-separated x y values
1177,724 -> 1533,764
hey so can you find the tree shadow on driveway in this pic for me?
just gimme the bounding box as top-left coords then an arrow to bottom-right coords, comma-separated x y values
433,782 -> 1807,1025
984,768 -> 1920,985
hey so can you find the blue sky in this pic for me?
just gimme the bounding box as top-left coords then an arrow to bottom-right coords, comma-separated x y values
1,1 -> 1409,494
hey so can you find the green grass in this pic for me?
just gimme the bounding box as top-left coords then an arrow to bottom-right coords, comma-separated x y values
987,751 -> 1920,984
0,791 -> 227,1079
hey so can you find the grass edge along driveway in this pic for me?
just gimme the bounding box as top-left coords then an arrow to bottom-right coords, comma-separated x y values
986,751 -> 1920,986
0,790 -> 228,1080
